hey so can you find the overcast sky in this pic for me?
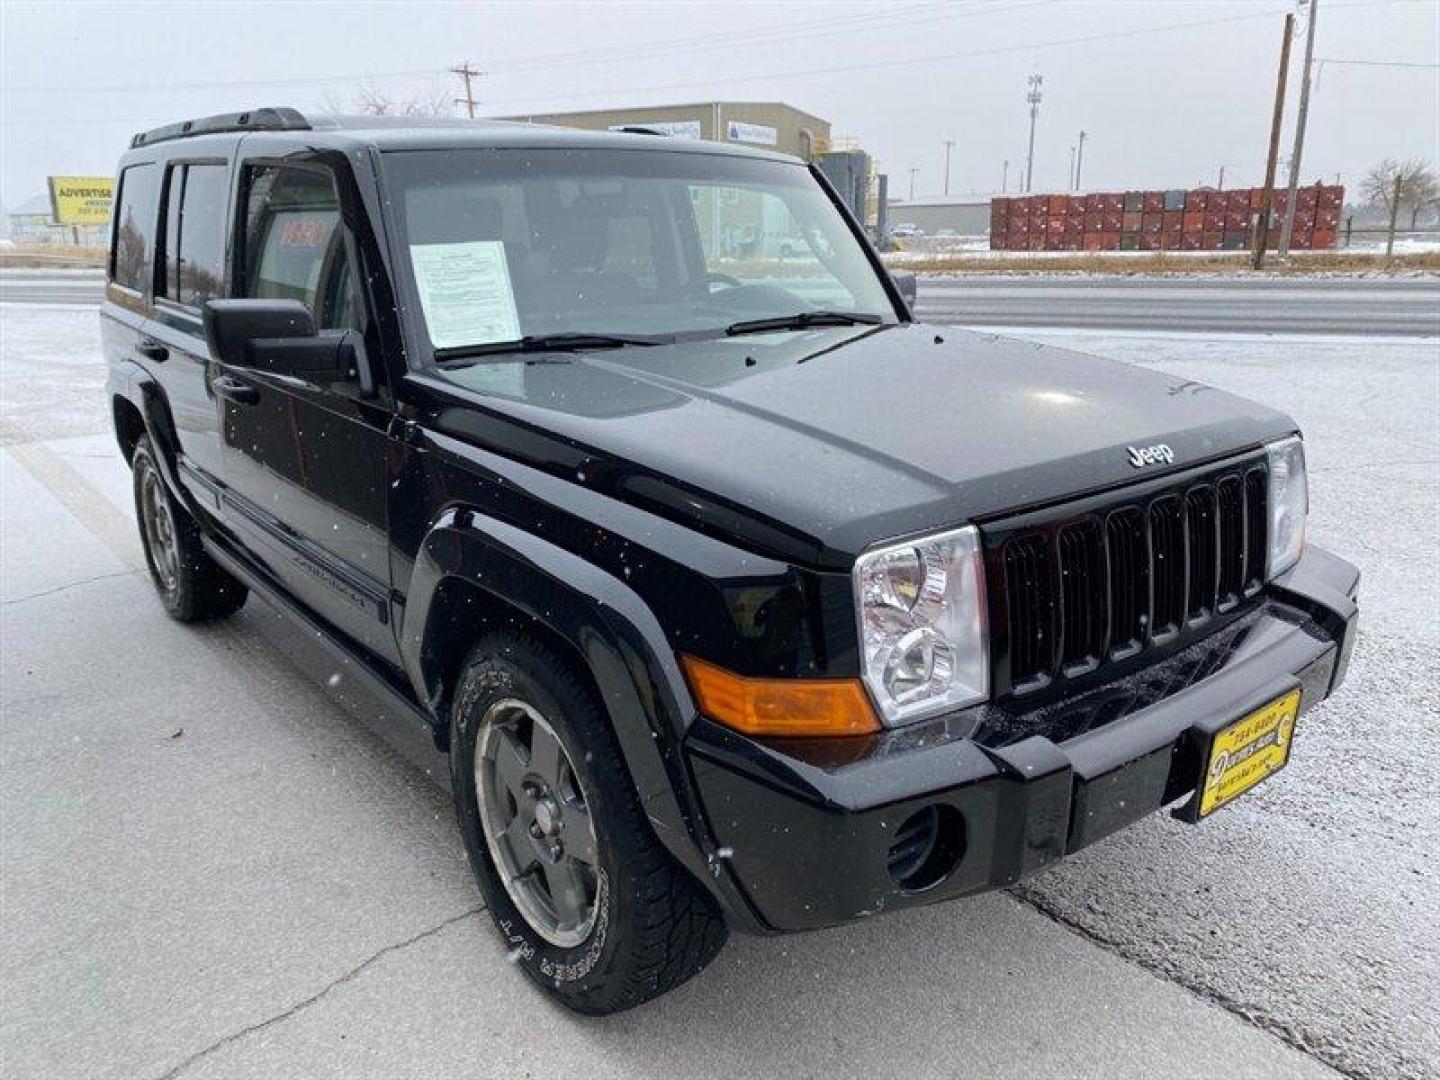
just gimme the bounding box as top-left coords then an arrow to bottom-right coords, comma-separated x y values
2,0 -> 1436,207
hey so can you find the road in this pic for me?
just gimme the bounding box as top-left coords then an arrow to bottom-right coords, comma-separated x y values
4,269 -> 1439,336
914,275 -> 1440,336
1,299 -> 1436,1080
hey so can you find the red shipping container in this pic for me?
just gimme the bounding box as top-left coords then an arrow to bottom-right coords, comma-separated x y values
1046,216 -> 1066,234
1141,212 -> 1163,234
1180,233 -> 1204,250
1317,185 -> 1343,210
1183,211 -> 1205,233
1044,234 -> 1064,250
1008,234 -> 1028,251
1062,237 -> 1082,251
1162,211 -> 1183,232
1246,188 -> 1266,210
1103,194 -> 1125,213
1085,211 -> 1103,232
1139,233 -> 1161,251
1204,210 -> 1225,232
1313,228 -> 1337,249
1292,210 -> 1316,232
1201,232 -> 1223,250
1224,210 -> 1250,232
1142,192 -> 1164,213
1122,211 -> 1143,232
1120,234 -> 1141,251
1296,187 -> 1318,210
1029,235 -> 1046,251
1099,231 -> 1121,249
1315,208 -> 1340,230
1083,233 -> 1105,251
1159,232 -> 1182,250
1185,190 -> 1207,210
1101,211 -> 1124,232
1048,195 -> 1070,214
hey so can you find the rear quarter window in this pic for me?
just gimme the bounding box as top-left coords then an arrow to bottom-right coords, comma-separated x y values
111,164 -> 160,292
158,163 -> 228,308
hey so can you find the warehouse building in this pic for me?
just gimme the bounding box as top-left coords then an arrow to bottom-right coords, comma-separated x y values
499,101 -> 831,161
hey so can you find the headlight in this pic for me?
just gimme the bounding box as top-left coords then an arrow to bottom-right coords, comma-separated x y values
854,525 -> 988,726
1266,435 -> 1308,579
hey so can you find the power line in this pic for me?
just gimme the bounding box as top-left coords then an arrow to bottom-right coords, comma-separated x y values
478,5 -> 1311,112
450,61 -> 482,119
1314,57 -> 1440,68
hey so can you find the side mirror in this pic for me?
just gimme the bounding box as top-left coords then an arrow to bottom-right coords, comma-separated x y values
203,299 -> 363,389
890,269 -> 918,308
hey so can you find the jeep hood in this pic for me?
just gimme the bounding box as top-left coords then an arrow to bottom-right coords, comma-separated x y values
432,324 -> 1295,567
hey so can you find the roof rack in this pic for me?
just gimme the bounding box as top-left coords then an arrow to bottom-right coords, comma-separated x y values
612,125 -> 669,137
130,107 -> 310,149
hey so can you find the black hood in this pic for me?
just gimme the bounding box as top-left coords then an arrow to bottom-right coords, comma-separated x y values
431,324 -> 1295,567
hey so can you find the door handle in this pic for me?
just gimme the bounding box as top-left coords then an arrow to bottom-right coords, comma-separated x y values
136,339 -> 169,363
214,375 -> 260,405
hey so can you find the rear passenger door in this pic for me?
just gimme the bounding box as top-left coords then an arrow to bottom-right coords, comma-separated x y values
216,159 -> 398,663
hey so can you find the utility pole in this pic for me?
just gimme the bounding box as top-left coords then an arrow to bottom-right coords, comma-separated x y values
1218,164 -> 1226,190
1024,73 -> 1043,192
943,140 -> 955,196
1002,159 -> 1009,193
1279,0 -> 1319,255
908,166 -> 918,200
1075,129 -> 1087,190
1068,146 -> 1076,191
450,61 -> 481,118
1252,13 -> 1294,270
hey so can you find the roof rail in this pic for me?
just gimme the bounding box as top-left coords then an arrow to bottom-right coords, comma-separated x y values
612,125 -> 669,137
130,107 -> 310,149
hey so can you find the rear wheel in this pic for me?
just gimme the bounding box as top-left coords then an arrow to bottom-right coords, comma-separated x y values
451,631 -> 727,1014
131,437 -> 247,622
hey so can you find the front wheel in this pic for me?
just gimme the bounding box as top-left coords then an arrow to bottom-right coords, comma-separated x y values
451,632 -> 727,1014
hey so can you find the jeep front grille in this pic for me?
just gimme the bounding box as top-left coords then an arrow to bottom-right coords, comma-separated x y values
991,458 -> 1268,696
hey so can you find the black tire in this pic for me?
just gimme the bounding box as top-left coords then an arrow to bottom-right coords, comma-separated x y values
131,436 -> 247,623
451,631 -> 727,1014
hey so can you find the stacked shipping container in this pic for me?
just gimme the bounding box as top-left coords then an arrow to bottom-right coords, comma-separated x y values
988,184 -> 1343,251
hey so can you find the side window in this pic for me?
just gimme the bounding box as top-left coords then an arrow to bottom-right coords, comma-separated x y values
240,165 -> 362,330
159,163 -> 228,308
111,164 -> 160,291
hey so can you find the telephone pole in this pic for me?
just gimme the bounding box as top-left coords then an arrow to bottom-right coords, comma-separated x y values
942,140 -> 955,195
1069,146 -> 1076,190
1024,73 -> 1043,192
1253,13 -> 1295,270
1075,129 -> 1087,190
1002,159 -> 1009,193
450,61 -> 482,118
1279,0 -> 1319,255
908,166 -> 918,200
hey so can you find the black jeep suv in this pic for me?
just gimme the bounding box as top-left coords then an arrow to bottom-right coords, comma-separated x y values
104,108 -> 1359,1014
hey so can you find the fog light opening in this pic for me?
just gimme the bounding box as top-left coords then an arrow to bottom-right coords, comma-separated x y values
886,804 -> 966,892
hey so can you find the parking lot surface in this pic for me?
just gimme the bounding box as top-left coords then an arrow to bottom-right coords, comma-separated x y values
2,301 -> 1435,1079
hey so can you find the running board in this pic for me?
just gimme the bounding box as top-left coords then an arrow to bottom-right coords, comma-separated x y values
201,533 -> 451,792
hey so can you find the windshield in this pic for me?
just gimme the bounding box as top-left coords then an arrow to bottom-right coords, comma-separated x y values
381,148 -> 898,358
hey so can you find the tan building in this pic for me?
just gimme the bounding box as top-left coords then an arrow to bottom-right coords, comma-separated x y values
499,102 -> 831,161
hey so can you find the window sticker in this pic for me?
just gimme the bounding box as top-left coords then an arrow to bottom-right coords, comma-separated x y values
409,240 -> 521,350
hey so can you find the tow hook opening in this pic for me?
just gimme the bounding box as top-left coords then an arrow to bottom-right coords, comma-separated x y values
886,804 -> 966,892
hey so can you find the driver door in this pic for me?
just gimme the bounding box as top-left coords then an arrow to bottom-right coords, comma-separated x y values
217,160 -> 398,663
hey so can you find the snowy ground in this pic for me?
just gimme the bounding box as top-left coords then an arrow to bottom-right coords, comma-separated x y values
1,303 -> 1436,1079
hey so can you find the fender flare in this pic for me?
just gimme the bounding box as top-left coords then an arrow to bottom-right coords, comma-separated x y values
111,362 -> 207,520
400,506 -> 766,931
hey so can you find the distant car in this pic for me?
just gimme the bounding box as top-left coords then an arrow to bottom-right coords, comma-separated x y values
890,221 -> 919,238
105,106 -> 1359,1017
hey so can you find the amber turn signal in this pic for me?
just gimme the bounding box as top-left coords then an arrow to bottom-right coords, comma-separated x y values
679,655 -> 881,737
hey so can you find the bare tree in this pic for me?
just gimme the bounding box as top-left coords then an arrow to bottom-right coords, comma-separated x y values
319,84 -> 454,118
1361,158 -> 1440,229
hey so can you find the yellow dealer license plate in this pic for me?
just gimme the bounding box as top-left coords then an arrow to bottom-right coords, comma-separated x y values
1197,689 -> 1300,818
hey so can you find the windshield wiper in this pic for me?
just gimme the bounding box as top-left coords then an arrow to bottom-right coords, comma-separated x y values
724,310 -> 883,337
436,332 -> 672,364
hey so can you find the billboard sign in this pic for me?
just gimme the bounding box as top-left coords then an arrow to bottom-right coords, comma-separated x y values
726,121 -> 777,146
608,120 -> 702,139
47,176 -> 114,226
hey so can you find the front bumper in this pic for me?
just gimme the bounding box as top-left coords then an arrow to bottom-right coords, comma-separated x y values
686,544 -> 1359,933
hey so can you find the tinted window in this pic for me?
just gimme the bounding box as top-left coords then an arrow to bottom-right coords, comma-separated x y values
240,165 -> 361,330
160,163 -> 228,308
112,164 -> 160,291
